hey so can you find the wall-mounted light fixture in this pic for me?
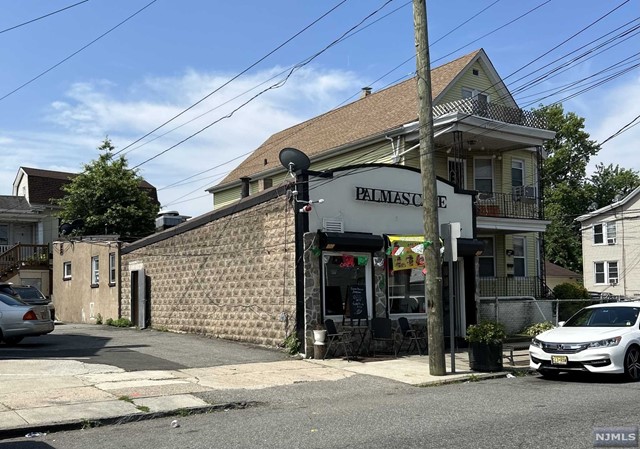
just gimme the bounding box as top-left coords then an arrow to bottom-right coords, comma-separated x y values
506,249 -> 514,257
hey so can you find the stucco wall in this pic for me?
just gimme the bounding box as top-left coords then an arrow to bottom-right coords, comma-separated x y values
52,240 -> 120,323
121,195 -> 297,348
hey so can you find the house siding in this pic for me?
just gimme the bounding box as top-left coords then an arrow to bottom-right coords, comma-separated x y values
439,61 -> 504,105
52,240 -> 120,323
120,195 -> 297,347
213,186 -> 242,209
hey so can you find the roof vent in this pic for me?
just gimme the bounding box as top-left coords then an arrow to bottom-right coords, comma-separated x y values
361,87 -> 372,98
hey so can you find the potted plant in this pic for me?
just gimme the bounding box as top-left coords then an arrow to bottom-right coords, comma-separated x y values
466,321 -> 506,372
313,323 -> 327,344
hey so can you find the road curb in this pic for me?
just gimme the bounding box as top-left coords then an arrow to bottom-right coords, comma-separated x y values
0,401 -> 260,441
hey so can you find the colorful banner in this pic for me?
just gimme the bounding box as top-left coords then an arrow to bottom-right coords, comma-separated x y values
387,235 -> 426,271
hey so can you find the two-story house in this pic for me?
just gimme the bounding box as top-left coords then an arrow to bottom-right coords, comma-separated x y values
577,187 -> 640,299
119,49 -> 555,354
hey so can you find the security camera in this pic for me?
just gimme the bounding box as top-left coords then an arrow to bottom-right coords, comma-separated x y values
299,204 -> 313,213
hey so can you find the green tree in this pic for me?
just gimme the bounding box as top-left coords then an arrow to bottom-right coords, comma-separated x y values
57,138 -> 159,239
538,104 -> 600,273
585,163 -> 640,210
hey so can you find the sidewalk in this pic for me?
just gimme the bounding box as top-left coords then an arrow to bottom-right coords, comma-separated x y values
0,349 -> 530,439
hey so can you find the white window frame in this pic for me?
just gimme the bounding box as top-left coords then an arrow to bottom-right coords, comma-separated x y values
321,251 -> 373,320
109,252 -> 116,285
593,222 -> 617,245
63,261 -> 72,280
512,159 -> 524,189
474,157 -> 494,194
513,236 -> 526,278
91,256 -> 99,285
462,87 -> 490,103
594,261 -> 618,285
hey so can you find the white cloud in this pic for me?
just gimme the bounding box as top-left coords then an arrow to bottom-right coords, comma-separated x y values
0,65 -> 364,218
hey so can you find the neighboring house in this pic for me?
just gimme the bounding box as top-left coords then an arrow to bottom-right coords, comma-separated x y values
545,260 -> 582,290
52,237 -> 121,323
576,187 -> 640,299
119,48 -> 555,354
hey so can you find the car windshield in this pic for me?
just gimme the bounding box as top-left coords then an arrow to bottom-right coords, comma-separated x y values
13,287 -> 45,300
564,306 -> 640,327
0,293 -> 28,306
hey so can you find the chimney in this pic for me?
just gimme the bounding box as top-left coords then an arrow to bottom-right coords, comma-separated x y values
361,86 -> 372,98
240,177 -> 251,198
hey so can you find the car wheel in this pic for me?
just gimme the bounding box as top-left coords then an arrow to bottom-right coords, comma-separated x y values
624,346 -> 640,381
538,369 -> 560,379
3,336 -> 24,345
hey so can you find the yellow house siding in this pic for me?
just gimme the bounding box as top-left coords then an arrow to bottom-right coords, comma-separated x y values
214,186 -> 242,209
438,61 -> 504,105
309,142 -> 393,171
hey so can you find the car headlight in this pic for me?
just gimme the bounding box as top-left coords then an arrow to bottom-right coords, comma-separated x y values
588,336 -> 621,348
531,338 -> 542,348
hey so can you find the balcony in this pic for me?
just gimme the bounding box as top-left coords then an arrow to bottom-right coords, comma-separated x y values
433,98 -> 547,129
479,276 -> 544,299
0,243 -> 50,281
475,191 -> 542,220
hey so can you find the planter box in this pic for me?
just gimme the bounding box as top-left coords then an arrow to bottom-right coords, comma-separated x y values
468,341 -> 503,372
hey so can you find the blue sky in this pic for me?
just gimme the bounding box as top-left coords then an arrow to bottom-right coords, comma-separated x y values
0,0 -> 638,217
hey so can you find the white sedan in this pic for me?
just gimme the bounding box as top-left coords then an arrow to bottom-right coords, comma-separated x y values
0,293 -> 54,345
530,301 -> 640,381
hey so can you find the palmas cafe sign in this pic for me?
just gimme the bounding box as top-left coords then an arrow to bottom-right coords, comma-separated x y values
355,186 -> 447,208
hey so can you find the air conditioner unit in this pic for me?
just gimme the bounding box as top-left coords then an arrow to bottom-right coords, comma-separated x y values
609,278 -> 618,285
607,238 -> 617,245
523,186 -> 536,198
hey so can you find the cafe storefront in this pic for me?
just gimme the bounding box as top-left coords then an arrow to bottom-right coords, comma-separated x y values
298,164 -> 480,355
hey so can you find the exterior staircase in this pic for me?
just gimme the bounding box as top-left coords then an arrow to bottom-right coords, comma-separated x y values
0,244 -> 50,283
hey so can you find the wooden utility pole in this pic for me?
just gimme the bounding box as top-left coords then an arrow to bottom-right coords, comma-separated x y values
413,0 -> 445,375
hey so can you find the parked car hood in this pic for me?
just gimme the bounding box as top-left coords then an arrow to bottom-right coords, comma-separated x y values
537,326 -> 631,343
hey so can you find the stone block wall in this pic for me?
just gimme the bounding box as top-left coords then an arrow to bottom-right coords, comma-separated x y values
121,196 -> 297,347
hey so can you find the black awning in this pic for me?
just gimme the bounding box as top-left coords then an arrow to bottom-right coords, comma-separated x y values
318,232 -> 384,252
457,238 -> 485,256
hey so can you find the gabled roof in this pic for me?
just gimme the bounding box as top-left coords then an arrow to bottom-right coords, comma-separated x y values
213,49 -> 488,190
14,166 -> 159,205
576,185 -> 640,222
545,260 -> 580,278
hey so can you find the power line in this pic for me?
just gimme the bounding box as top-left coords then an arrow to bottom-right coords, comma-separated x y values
0,0 -> 158,103
0,0 -> 89,35
114,0 -> 351,156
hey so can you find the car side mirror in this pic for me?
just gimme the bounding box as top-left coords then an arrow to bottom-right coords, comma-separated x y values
557,321 -> 565,327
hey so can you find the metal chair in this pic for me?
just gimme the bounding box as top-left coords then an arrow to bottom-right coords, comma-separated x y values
368,317 -> 397,358
397,317 -> 427,355
323,319 -> 352,360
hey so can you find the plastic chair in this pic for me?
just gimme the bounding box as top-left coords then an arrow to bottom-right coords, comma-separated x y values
323,319 -> 352,360
397,317 -> 427,356
368,317 -> 397,358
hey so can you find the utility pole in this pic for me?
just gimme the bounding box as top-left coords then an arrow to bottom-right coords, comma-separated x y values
413,0 -> 445,375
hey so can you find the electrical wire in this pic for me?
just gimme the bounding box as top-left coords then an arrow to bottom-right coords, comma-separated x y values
0,0 -> 89,35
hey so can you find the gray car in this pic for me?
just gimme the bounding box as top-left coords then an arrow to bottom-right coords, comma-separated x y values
0,293 -> 54,345
12,285 -> 56,322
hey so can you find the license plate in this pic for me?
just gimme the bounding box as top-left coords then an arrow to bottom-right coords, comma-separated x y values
551,355 -> 568,365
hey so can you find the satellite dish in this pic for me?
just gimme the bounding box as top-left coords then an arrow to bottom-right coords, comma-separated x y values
279,147 -> 310,174
59,223 -> 73,235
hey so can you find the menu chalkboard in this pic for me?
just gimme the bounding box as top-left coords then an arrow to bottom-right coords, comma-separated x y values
344,285 -> 368,322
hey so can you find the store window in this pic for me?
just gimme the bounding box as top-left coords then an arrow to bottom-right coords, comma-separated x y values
322,251 -> 372,320
388,267 -> 426,315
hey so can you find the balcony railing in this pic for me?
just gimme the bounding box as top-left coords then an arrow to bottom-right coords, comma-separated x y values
475,191 -> 542,220
479,276 -> 544,299
0,244 -> 50,280
433,98 -> 547,129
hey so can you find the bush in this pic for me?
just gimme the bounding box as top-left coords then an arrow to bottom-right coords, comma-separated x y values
552,282 -> 590,321
105,318 -> 132,328
283,334 -> 300,355
552,282 -> 589,299
466,321 -> 506,344
522,321 -> 555,337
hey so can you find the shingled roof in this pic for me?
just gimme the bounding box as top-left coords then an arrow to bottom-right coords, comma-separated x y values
215,49 -> 482,189
17,167 -> 158,205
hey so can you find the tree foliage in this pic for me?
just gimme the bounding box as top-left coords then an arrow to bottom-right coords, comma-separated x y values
538,104 -> 640,273
57,139 -> 159,239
